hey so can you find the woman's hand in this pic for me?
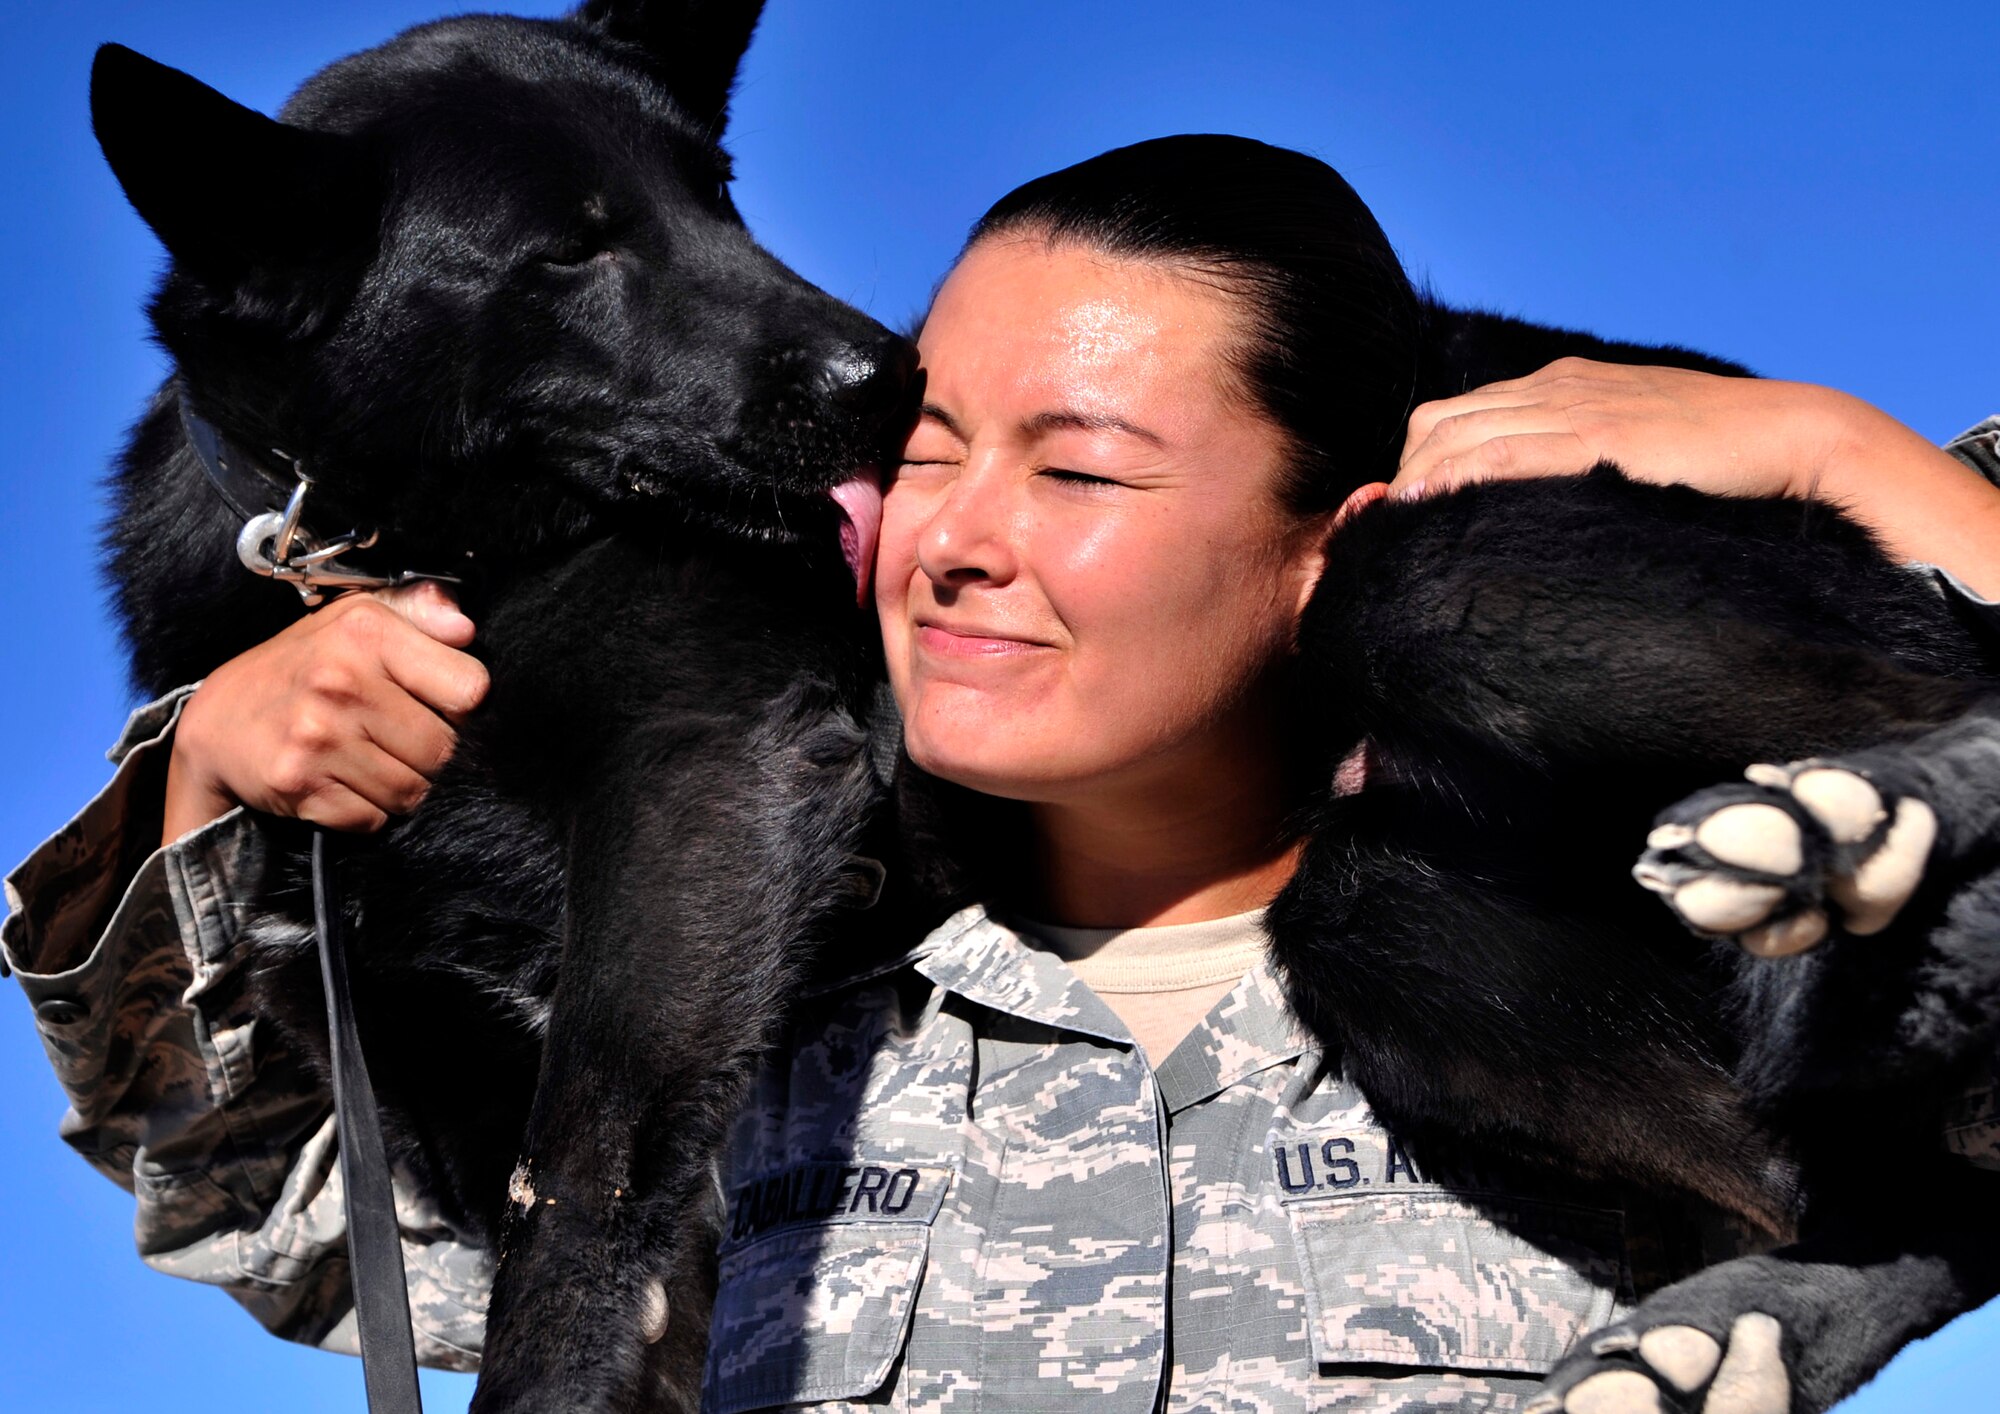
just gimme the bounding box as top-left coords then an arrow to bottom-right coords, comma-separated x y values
1392,358 -> 1857,501
161,581 -> 490,844
1379,358 -> 2000,597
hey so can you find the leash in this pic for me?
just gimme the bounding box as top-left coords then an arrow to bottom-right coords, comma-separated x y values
315,831 -> 425,1414
183,401 -> 450,1413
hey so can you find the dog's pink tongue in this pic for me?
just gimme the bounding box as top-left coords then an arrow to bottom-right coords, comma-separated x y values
830,472 -> 883,607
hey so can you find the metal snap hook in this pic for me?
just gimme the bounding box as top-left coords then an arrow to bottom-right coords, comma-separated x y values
234,476 -> 456,607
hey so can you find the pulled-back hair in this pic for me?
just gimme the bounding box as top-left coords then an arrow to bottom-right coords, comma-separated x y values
968,134 -> 1423,517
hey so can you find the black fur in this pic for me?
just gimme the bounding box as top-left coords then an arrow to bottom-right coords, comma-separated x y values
91,6 -> 931,1410
1279,460 -> 1986,1205
1418,302 -> 1752,398
1271,426 -> 2000,1407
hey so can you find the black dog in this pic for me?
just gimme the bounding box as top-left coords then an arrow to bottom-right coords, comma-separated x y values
1270,311 -> 2000,1412
90,3 -> 928,1409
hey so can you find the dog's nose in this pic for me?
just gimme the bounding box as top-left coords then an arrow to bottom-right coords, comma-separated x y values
819,335 -> 919,424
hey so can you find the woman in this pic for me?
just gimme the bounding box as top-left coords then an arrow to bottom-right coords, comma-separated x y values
9,136 -> 2000,1411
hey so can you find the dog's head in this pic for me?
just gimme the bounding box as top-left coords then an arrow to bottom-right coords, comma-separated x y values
91,1 -> 913,591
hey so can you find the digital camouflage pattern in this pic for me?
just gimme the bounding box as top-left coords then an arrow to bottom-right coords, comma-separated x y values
711,904 -> 1780,1412
2,689 -> 491,1372
1946,415 -> 2000,488
6,415 -> 1999,1409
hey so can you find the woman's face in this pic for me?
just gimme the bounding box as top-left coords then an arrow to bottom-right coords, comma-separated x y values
878,234 -> 1328,807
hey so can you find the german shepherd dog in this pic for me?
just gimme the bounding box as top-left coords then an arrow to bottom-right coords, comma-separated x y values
87,1 -> 2000,1410
90,3 -> 925,1408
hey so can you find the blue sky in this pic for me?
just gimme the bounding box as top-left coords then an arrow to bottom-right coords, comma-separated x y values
2,2 -> 1996,1410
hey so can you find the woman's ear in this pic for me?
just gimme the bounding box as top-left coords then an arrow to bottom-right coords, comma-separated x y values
1294,482 -> 1387,618
1331,481 -> 1389,533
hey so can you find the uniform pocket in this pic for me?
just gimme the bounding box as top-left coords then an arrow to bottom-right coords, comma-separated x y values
1285,1189 -> 1627,1375
703,1223 -> 930,1414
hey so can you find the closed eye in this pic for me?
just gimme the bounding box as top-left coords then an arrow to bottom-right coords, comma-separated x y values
1039,468 -> 1122,488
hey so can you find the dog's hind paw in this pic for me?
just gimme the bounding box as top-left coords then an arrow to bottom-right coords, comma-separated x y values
1530,1312 -> 1788,1414
1634,761 -> 1937,956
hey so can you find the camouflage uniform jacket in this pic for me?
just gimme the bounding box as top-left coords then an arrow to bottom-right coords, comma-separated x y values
705,902 -> 1759,1413
7,414 -> 2000,1410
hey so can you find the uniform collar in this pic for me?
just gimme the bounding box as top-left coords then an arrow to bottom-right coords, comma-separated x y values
808,904 -> 1317,1110
923,906 -> 1315,1108
913,906 -> 1133,1046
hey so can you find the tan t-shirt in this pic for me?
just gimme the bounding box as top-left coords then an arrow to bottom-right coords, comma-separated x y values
1017,909 -> 1268,1063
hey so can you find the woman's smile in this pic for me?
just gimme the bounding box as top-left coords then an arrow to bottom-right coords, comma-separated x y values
913,621 -> 1054,658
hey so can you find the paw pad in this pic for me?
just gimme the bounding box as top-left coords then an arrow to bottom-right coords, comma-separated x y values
1543,1313 -> 1788,1414
1637,760 -> 1937,956
1737,907 -> 1828,959
1705,1312 -> 1787,1414
1564,1368 -> 1661,1414
1827,796 -> 1936,936
1787,767 -> 1885,844
1663,877 -> 1788,934
1694,803 -> 1802,876
1637,1325 -> 1721,1393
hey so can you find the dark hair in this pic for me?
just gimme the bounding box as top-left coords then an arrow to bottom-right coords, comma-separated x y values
967,134 -> 1422,517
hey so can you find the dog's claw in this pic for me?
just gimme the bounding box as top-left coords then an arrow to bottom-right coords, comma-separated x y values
1647,823 -> 1696,851
640,1276 -> 670,1344
1590,1328 -> 1641,1356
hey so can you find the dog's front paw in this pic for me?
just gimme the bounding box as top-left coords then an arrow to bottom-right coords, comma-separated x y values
1529,1312 -> 1789,1414
1634,761 -> 1937,956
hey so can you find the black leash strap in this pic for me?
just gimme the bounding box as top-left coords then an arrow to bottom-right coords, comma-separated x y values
313,828 -> 425,1414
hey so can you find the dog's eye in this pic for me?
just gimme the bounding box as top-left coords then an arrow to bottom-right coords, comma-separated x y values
709,155 -> 735,202
539,235 -> 615,269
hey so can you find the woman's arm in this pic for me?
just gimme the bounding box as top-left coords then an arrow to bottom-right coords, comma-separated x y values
1388,359 -> 2000,598
4,583 -> 493,1365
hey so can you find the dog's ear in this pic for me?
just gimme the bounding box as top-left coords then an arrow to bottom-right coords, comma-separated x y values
91,44 -> 378,283
575,0 -> 766,131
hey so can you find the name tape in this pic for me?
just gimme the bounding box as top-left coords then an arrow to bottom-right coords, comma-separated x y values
725,1160 -> 954,1248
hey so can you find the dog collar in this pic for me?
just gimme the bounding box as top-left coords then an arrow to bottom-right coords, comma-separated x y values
179,401 -> 460,607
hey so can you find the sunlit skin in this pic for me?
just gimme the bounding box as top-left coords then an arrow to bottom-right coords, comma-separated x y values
878,235 -> 1333,927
